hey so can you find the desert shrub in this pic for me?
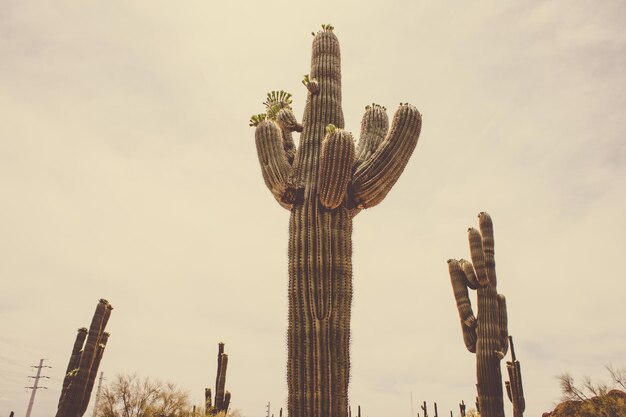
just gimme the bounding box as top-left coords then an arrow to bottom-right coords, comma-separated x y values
543,365 -> 626,417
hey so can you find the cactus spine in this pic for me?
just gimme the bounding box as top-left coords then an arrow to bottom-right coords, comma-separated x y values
251,25 -> 422,417
505,336 -> 525,417
447,213 -> 509,417
56,299 -> 112,417
205,343 -> 230,416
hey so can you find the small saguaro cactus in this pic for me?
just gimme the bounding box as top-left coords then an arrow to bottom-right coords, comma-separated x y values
447,213 -> 510,417
505,336 -> 525,417
205,343 -> 230,416
251,25 -> 422,417
56,299 -> 113,417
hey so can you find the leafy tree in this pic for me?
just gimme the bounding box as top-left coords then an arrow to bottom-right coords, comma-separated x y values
95,374 -> 193,417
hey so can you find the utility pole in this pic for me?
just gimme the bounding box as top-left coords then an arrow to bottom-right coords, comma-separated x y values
25,359 -> 51,417
265,402 -> 271,417
92,371 -> 105,417
410,392 -> 414,417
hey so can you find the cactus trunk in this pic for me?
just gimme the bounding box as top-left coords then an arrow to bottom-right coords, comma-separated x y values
287,31 -> 350,415
287,204 -> 352,417
475,283 -> 504,417
252,25 -> 422,417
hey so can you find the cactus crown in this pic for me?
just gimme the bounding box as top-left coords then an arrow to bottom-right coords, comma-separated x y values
365,103 -> 387,111
313,24 -> 334,36
264,90 -> 293,120
249,113 -> 267,127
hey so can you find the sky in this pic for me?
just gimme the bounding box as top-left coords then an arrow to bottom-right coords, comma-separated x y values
1,1 -> 625,417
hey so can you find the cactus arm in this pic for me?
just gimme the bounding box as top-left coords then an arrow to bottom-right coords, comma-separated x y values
497,294 -> 509,356
276,108 -> 302,165
254,120 -> 297,209
506,361 -> 526,414
58,328 -> 88,409
479,212 -> 497,285
506,362 -> 525,416
448,259 -> 478,352
65,328 -> 88,376
505,381 -> 513,401
302,74 -> 320,95
468,228 -> 489,286
57,370 -> 78,416
350,103 -> 421,209
223,391 -> 231,413
459,259 -> 480,289
78,333 -> 109,416
354,104 -> 389,167
506,336 -> 525,417
318,127 -> 356,209
205,388 -> 212,414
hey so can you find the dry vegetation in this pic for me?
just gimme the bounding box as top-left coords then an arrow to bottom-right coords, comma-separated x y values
542,366 -> 626,417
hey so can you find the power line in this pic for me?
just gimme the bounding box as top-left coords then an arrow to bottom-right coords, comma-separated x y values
0,373 -> 28,385
0,336 -> 43,358
0,353 -> 31,369
25,358 -> 52,417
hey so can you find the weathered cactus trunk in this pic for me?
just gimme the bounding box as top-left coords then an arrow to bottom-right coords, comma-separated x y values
447,213 -> 509,417
252,25 -> 422,417
56,299 -> 112,417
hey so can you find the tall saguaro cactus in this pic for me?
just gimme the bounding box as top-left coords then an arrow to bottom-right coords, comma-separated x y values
251,25 -> 422,417
447,213 -> 509,417
205,343 -> 231,416
56,299 -> 113,417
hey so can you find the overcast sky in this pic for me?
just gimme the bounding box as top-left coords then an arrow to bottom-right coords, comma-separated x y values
1,1 -> 625,417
